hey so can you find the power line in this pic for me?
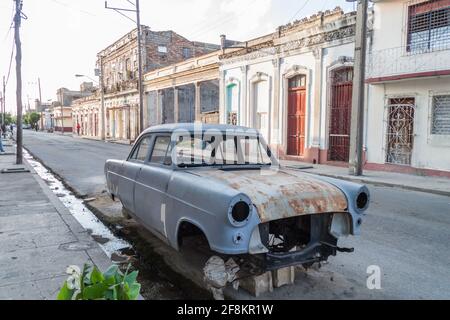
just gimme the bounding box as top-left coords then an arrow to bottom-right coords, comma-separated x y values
289,0 -> 312,22
2,3 -> 15,42
48,0 -> 97,17
5,36 -> 15,87
189,0 -> 259,40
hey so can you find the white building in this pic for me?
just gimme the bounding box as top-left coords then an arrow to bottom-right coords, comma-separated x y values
366,0 -> 450,176
219,8 -> 359,164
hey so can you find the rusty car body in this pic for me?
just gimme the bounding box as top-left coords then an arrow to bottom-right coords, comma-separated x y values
105,124 -> 370,272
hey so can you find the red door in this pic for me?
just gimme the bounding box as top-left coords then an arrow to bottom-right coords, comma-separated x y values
287,75 -> 307,156
328,67 -> 353,162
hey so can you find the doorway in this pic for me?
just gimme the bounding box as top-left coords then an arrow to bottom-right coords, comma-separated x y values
287,75 -> 307,156
328,67 -> 353,162
385,98 -> 415,165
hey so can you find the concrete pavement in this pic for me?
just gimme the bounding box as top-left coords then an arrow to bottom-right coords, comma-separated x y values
0,138 -> 112,300
20,131 -> 450,299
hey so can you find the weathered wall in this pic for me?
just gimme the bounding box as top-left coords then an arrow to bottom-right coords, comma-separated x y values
200,80 -> 220,113
178,84 -> 195,123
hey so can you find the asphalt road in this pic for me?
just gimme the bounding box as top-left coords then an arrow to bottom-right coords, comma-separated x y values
22,130 -> 450,299
23,131 -> 132,196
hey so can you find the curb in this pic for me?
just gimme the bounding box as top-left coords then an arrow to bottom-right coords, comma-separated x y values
313,172 -> 450,197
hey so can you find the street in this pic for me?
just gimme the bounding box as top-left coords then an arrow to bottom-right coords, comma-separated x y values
22,130 -> 450,299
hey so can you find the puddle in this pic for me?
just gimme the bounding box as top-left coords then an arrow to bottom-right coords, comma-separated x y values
23,148 -> 131,258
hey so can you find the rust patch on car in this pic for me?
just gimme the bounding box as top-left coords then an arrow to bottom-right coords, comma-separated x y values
194,168 -> 348,223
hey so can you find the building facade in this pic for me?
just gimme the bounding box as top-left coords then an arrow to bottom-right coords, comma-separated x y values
52,107 -> 73,133
366,0 -> 450,175
98,26 -> 220,143
55,83 -> 95,133
71,95 -> 101,138
219,8 -> 359,165
143,51 -> 221,127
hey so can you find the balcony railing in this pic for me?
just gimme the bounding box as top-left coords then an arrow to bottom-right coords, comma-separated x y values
367,39 -> 450,81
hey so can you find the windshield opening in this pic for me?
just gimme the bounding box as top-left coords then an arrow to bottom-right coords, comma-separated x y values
172,133 -> 274,168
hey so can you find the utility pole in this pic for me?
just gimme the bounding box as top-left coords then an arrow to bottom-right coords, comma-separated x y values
99,55 -> 106,140
136,0 -> 144,134
14,0 -> 24,165
38,77 -> 43,130
1,76 -> 5,126
105,0 -> 144,134
348,0 -> 369,176
60,91 -> 64,134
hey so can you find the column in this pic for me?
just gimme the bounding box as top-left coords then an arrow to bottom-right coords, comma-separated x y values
271,58 -> 281,146
219,71 -> 226,124
174,87 -> 179,123
240,66 -> 248,126
312,48 -> 323,159
194,82 -> 201,122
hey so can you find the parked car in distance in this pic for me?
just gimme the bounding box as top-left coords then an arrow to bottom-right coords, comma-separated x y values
22,124 -> 32,130
105,124 -> 370,273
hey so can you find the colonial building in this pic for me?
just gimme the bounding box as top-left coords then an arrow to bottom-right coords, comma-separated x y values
55,83 -> 95,133
219,8 -> 360,165
143,51 -> 221,127
99,26 -> 220,143
71,95 -> 101,137
52,106 -> 73,133
366,0 -> 450,176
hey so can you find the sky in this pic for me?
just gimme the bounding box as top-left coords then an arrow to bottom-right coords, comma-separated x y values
0,0 -> 355,114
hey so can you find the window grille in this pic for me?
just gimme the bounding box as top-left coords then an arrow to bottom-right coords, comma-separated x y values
407,0 -> 450,52
432,95 -> 450,134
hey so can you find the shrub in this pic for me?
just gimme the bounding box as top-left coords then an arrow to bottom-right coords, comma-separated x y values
57,264 -> 141,300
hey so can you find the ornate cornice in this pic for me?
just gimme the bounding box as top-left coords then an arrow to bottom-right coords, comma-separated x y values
220,25 -> 356,66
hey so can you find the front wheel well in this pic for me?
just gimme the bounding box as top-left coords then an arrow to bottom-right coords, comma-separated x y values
177,221 -> 210,250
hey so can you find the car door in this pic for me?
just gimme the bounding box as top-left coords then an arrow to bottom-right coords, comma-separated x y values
134,135 -> 173,240
118,134 -> 153,214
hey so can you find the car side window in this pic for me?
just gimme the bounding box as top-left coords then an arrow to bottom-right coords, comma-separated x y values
150,136 -> 172,165
129,136 -> 152,162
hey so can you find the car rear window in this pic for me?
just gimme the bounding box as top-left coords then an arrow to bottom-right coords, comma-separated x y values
150,136 -> 172,164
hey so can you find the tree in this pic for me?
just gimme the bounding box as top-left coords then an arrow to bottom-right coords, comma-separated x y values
0,113 -> 14,125
24,112 -> 40,128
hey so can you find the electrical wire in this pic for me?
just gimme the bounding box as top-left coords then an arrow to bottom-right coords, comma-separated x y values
289,0 -> 312,22
2,3 -> 15,43
188,0 -> 259,40
48,0 -> 97,17
5,29 -> 15,88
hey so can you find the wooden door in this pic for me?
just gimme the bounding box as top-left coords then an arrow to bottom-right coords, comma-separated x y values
328,67 -> 353,162
287,75 -> 307,156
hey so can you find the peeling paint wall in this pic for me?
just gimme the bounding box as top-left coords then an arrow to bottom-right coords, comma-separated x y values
178,84 -> 196,123
160,88 -> 175,124
200,80 -> 220,114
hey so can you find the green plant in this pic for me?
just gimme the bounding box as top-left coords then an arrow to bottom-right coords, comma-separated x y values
57,264 -> 141,300
23,112 -> 40,127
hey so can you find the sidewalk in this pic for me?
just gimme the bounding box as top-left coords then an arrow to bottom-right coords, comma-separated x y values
281,160 -> 450,197
0,139 -> 111,300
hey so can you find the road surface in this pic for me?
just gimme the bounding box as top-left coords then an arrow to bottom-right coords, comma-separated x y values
22,130 -> 450,299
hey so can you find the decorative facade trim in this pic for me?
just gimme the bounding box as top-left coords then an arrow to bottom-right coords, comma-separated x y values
220,25 -> 356,65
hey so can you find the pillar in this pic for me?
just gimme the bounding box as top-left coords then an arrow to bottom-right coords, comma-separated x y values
174,87 -> 179,123
271,58 -> 281,146
311,48 -> 323,162
194,82 -> 201,122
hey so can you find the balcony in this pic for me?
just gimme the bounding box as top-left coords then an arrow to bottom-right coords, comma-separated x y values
366,39 -> 450,83
104,79 -> 138,94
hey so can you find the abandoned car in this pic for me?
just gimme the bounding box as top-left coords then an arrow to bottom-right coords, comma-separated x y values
105,124 -> 369,273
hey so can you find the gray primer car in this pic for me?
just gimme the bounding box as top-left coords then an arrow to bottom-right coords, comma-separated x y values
105,124 -> 369,272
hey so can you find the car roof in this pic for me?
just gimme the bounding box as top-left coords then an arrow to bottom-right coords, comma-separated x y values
142,123 -> 260,135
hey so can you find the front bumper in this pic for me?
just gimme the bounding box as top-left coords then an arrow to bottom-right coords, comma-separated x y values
264,241 -> 354,271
